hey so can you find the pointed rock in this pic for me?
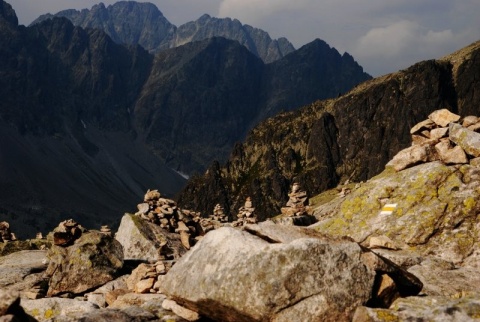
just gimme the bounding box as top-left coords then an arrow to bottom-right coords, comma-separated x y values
428,109 -> 460,127
410,119 -> 435,134
434,141 -> 468,164
449,123 -> 480,157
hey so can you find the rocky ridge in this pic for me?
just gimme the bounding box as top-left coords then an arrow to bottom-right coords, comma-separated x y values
31,2 -> 294,63
177,40 -> 480,220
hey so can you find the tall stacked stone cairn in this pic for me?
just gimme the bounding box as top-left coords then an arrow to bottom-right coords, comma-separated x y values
135,189 -> 204,249
211,204 -> 229,222
0,221 -> 16,242
281,182 -> 309,216
232,197 -> 258,226
387,108 -> 480,171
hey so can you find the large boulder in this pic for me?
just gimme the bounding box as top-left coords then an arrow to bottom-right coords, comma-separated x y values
21,297 -> 99,321
0,250 -> 48,296
45,231 -> 123,297
115,214 -> 187,262
312,161 -> 480,265
160,223 -> 421,322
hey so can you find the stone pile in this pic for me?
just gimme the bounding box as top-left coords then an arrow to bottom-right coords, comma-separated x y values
124,261 -> 172,295
0,221 -> 16,242
387,109 -> 480,171
100,225 -> 112,236
51,219 -> 86,246
280,183 -> 309,216
135,189 -> 203,249
210,204 -> 229,222
232,197 -> 258,226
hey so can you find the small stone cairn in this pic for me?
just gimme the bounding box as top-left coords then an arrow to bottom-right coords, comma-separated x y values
52,219 -> 86,246
232,197 -> 258,226
124,261 -> 172,295
281,183 -> 309,216
100,225 -> 112,236
387,109 -> 480,171
135,189 -> 203,249
0,221 -> 16,242
211,204 -> 229,222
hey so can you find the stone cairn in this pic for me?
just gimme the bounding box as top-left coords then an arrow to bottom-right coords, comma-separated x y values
281,183 -> 309,216
123,261 -> 173,296
211,204 -> 229,222
135,189 -> 203,249
0,221 -> 16,242
232,197 -> 258,226
387,109 -> 480,171
100,225 -> 112,236
52,219 -> 86,246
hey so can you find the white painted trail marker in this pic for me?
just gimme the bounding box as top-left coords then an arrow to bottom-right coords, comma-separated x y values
380,203 -> 397,216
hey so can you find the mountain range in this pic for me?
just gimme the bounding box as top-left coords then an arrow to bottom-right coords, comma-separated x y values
31,1 -> 295,63
0,0 -> 370,237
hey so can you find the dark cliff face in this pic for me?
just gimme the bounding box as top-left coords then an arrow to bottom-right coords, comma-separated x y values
134,37 -> 264,174
31,1 -> 294,63
176,41 -> 480,219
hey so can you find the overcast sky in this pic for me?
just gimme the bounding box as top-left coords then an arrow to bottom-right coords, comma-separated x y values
7,0 -> 480,76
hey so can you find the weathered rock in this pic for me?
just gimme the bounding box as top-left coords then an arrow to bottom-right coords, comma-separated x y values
430,127 -> 449,140
0,289 -> 36,322
410,119 -> 435,134
0,239 -> 49,257
462,115 -> 479,127
160,225 -> 421,322
449,123 -> 480,157
0,250 -> 48,295
162,299 -> 200,321
21,298 -> 99,321
135,278 -> 155,294
407,257 -> 480,297
45,231 -> 123,297
109,293 -> 166,310
385,144 -> 430,171
428,108 -> 461,127
312,162 -> 480,264
368,236 -> 400,250
354,293 -> 480,322
434,140 -> 468,164
115,214 -> 187,262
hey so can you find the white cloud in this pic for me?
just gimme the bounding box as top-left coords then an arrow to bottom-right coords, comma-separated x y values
352,20 -> 469,76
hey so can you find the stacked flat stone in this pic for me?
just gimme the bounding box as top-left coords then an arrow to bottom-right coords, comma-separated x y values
0,221 -> 15,242
387,109 -> 480,171
232,197 -> 257,226
52,219 -> 86,246
281,183 -> 309,216
100,225 -> 112,236
211,204 -> 229,222
125,261 -> 172,294
135,189 -> 203,249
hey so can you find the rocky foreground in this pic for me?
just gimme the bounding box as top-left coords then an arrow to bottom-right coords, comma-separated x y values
2,109 -> 480,321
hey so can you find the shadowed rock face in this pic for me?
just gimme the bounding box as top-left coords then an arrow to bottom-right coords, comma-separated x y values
177,41 -> 480,219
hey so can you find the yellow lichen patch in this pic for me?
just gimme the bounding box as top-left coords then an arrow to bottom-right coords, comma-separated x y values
44,308 -> 59,319
375,309 -> 401,322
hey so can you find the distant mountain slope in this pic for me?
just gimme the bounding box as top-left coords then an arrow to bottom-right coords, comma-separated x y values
30,1 -> 295,63
177,40 -> 480,219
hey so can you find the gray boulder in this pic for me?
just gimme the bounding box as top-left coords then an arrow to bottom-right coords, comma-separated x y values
21,297 -> 99,321
115,214 -> 186,262
45,231 -> 123,297
160,224 -> 421,322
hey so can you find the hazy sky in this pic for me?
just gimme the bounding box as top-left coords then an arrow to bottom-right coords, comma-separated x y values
7,0 -> 480,76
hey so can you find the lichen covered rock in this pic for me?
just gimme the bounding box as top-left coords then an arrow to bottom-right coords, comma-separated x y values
45,231 -> 123,297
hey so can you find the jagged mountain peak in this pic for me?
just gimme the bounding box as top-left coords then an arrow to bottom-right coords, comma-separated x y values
0,0 -> 18,27
29,1 -> 295,63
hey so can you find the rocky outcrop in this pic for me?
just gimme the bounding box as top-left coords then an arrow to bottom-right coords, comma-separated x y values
0,289 -> 36,322
160,223 -> 422,321
45,230 -> 123,297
